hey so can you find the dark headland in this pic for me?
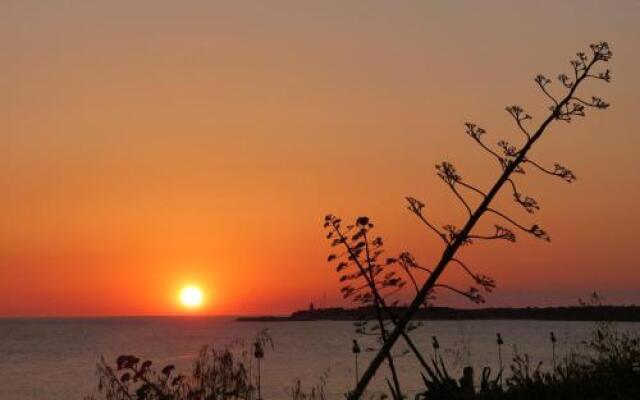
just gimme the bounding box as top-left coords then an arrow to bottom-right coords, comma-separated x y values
236,305 -> 640,322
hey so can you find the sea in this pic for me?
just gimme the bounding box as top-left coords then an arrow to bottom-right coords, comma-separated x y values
1,317 -> 639,400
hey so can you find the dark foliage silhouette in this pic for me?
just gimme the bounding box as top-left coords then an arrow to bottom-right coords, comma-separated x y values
324,42 -> 613,399
85,331 -> 273,400
84,348 -> 252,400
324,215 -> 424,398
289,370 -> 330,400
416,320 -> 640,400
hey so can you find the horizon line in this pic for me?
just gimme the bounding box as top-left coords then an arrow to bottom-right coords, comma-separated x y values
3,302 -> 640,319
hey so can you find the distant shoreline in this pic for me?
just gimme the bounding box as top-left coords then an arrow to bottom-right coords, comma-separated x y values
236,305 -> 640,322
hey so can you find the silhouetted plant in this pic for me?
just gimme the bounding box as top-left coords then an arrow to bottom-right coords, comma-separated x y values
431,336 -> 440,360
227,328 -> 273,398
577,294 -> 640,371
325,42 -> 613,399
416,322 -> 640,400
192,346 -> 253,400
443,331 -> 471,371
84,331 -> 278,400
549,332 -> 557,372
324,215 -> 411,398
497,333 -> 504,386
84,348 -> 253,400
352,339 -> 361,388
415,357 -> 502,400
84,354 -> 187,400
251,329 -> 273,400
289,370 -> 329,400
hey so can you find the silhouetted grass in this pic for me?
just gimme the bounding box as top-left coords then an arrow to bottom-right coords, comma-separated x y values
84,330 -> 273,400
417,321 -> 640,400
85,320 -> 639,400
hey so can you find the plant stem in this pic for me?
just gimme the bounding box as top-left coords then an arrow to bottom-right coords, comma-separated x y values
348,55 -> 598,400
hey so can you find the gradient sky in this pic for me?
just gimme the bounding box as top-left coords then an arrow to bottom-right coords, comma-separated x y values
1,1 -> 639,317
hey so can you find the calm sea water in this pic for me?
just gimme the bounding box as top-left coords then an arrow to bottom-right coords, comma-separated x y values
1,318 -> 639,400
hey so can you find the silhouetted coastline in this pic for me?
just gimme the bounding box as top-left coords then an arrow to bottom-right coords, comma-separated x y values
236,305 -> 640,322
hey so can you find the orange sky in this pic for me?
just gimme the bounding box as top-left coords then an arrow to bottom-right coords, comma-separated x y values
1,1 -> 639,316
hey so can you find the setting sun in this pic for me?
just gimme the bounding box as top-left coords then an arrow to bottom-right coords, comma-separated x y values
179,286 -> 204,309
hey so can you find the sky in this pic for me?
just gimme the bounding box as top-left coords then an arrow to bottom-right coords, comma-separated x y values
1,1 -> 639,317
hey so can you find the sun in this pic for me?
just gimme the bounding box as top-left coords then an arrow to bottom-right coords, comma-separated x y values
180,286 -> 204,309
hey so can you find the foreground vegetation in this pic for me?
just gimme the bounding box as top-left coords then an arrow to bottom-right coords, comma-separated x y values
84,331 -> 272,400
85,320 -> 640,400
418,321 -> 640,400
322,41 -> 614,399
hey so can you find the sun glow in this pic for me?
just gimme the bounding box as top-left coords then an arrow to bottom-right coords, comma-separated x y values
180,286 -> 204,309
